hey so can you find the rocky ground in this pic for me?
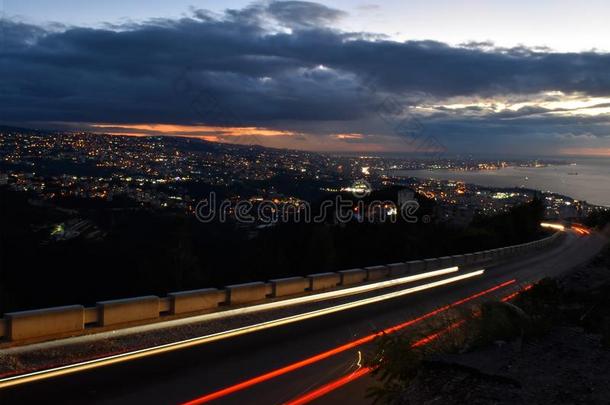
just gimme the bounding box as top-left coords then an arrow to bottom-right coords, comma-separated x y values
399,326 -> 610,405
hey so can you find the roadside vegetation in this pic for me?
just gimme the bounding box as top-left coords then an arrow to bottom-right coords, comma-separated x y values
584,209 -> 610,230
0,187 -> 546,313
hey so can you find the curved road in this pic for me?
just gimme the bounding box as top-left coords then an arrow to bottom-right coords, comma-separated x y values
0,230 -> 606,405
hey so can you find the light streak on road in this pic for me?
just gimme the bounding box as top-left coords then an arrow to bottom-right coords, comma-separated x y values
284,318 -> 468,405
410,319 -> 467,347
0,266 -> 462,366
283,367 -> 374,405
282,322 -> 466,405
541,222 -> 591,235
180,276 -> 514,405
501,284 -> 533,302
540,222 -> 565,231
571,225 -> 591,236
282,281 -> 533,405
0,268 -> 477,389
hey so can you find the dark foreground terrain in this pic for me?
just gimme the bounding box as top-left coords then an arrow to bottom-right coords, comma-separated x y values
378,237 -> 610,405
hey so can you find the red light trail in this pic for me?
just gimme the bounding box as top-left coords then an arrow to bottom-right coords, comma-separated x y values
501,284 -> 532,302
284,319 -> 469,405
282,282 -> 535,405
410,319 -> 467,348
283,367 -> 374,405
181,279 -> 516,405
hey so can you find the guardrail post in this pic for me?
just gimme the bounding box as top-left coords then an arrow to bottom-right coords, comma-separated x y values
308,273 -> 341,291
225,282 -> 268,305
339,269 -> 367,285
97,296 -> 160,326
269,277 -> 309,297
6,305 -> 84,341
364,265 -> 389,281
169,288 -> 226,314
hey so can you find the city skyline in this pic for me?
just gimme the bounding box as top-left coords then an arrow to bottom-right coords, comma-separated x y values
2,1 -> 610,155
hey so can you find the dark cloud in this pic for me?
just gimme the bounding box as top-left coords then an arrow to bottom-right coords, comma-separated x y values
267,1 -> 346,29
1,0 -> 610,153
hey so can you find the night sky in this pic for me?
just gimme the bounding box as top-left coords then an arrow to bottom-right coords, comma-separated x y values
2,1 -> 610,155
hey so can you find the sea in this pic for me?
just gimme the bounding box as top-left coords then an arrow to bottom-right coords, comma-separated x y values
392,156 -> 610,207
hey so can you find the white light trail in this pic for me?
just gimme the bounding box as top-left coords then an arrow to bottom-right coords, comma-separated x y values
540,222 -> 565,231
2,267 -> 461,356
0,269 -> 483,389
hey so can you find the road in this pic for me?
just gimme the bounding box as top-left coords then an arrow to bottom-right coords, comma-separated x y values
0,230 -> 606,405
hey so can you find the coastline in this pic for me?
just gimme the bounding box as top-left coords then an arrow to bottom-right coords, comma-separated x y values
392,162 -> 610,207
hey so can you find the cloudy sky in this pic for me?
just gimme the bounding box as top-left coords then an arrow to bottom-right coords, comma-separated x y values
2,0 -> 610,155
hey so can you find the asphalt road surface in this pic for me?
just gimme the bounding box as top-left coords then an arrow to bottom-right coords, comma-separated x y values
0,230 -> 606,405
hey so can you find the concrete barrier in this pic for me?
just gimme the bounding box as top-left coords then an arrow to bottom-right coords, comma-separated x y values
472,252 -> 486,263
270,277 -> 309,297
463,253 -> 475,264
0,232 -> 562,344
264,283 -> 273,296
424,258 -> 440,270
97,296 -> 159,326
308,272 -> 340,291
6,305 -> 84,341
169,288 -> 225,314
387,262 -> 408,277
159,297 -> 171,313
406,260 -> 425,273
339,268 -> 367,285
226,282 -> 268,305
365,265 -> 389,281
84,307 -> 98,324
451,255 -> 466,266
439,256 -> 453,269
